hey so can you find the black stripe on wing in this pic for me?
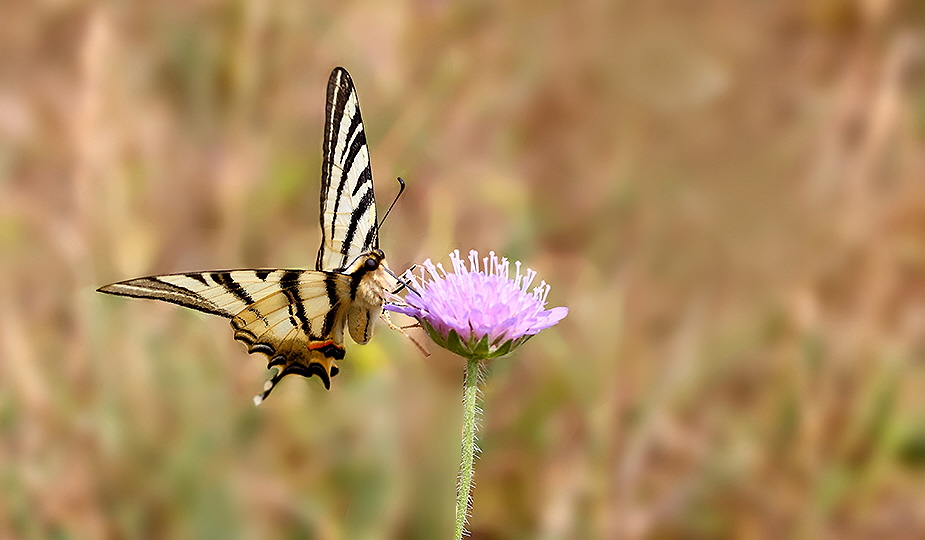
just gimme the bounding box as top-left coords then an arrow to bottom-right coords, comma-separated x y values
279,270 -> 310,334
340,187 -> 376,268
211,271 -> 256,306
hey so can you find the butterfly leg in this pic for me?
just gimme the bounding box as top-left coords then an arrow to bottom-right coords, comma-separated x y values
385,265 -> 419,295
391,282 -> 409,295
380,311 -> 430,357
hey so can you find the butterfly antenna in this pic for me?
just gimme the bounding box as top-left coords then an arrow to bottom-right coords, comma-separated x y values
376,177 -> 406,235
373,177 -> 420,296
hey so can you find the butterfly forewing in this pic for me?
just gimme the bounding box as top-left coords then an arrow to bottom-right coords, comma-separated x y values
317,67 -> 379,272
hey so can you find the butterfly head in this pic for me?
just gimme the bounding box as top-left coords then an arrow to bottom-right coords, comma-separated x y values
363,249 -> 385,272
340,249 -> 392,294
345,248 -> 387,274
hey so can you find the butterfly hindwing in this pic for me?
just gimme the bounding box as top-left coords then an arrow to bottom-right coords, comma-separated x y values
228,271 -> 354,399
99,270 -> 354,398
317,67 -> 379,272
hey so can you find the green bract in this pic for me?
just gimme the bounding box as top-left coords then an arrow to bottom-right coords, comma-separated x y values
419,319 -> 533,360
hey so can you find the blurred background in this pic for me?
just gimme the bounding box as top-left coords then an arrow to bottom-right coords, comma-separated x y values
2,0 -> 925,538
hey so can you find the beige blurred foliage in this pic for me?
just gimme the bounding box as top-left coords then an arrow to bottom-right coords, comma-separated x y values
2,0 -> 925,538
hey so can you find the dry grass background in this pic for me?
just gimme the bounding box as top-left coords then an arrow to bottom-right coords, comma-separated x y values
2,0 -> 925,538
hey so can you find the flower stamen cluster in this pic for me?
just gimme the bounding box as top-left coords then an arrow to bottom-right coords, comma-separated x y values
386,250 -> 567,360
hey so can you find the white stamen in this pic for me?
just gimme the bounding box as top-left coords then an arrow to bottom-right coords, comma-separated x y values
531,280 -> 543,297
468,250 -> 479,273
424,259 -> 442,281
253,395 -> 264,406
523,268 -> 536,291
451,250 -> 466,274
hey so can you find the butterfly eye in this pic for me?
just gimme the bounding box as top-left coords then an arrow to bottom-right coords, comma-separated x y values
365,258 -> 379,271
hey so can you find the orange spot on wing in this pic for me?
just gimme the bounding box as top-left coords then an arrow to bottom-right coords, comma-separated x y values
308,340 -> 343,351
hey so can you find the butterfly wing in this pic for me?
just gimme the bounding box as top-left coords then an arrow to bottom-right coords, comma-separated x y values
317,67 -> 379,272
98,270 -> 353,401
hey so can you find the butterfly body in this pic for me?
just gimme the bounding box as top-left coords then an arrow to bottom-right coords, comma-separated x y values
342,249 -> 392,345
98,68 -> 393,403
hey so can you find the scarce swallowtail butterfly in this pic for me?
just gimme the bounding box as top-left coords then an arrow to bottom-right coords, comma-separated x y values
99,67 -> 400,404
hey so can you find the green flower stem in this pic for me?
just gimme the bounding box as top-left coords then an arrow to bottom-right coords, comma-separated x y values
455,357 -> 482,540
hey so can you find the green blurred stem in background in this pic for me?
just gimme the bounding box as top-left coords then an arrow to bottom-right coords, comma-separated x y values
455,357 -> 482,539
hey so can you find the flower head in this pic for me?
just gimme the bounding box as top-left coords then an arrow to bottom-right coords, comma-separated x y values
386,250 -> 568,360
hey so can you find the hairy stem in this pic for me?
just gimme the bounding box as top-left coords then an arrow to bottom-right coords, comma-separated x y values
455,357 -> 482,539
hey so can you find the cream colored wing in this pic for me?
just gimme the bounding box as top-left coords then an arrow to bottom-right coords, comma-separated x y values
98,269 -> 354,402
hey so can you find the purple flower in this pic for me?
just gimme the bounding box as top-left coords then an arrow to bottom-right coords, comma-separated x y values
386,250 -> 568,360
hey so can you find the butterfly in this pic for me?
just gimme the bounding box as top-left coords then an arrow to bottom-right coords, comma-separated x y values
98,67 -> 401,404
